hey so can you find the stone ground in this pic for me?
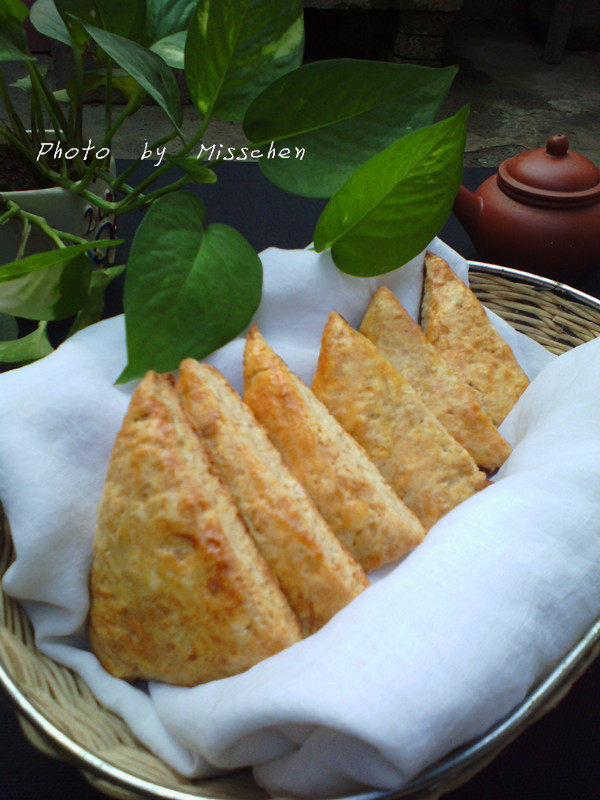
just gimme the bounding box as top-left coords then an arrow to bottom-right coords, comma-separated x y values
444,21 -> 600,166
1,19 -> 599,167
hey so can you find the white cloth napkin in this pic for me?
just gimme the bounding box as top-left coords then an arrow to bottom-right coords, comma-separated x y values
3,238 -> 599,799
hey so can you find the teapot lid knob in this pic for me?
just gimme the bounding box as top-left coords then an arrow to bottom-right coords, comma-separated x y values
546,134 -> 569,156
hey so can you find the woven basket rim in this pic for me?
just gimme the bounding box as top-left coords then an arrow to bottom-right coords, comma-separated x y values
469,260 -> 600,314
2,593 -> 600,800
2,260 -> 600,800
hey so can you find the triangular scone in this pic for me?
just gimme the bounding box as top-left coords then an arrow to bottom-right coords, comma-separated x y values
89,371 -> 301,687
313,313 -> 487,529
177,360 -> 368,636
421,252 -> 530,426
243,326 -> 425,572
360,287 -> 511,471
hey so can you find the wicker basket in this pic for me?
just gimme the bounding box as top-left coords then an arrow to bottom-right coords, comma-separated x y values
2,262 -> 600,800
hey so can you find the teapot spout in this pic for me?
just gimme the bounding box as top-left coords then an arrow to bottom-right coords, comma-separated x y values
453,185 -> 483,237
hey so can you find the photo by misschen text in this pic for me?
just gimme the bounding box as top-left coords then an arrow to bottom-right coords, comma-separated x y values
36,140 -> 306,168
195,142 -> 306,162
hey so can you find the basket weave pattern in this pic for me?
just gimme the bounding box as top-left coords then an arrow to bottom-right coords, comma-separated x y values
1,266 -> 600,800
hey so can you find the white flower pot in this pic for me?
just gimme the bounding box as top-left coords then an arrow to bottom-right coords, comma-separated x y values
0,159 -> 118,267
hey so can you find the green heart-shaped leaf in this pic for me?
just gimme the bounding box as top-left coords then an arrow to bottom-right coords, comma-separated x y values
0,322 -> 53,365
3,0 -> 29,23
30,0 -> 71,45
11,63 -> 48,95
150,31 -> 187,69
0,35 -> 35,62
0,0 -> 35,61
166,156 -> 217,183
185,0 -> 304,123
0,253 -> 93,320
314,105 -> 469,276
0,313 -> 18,341
243,59 -> 457,198
76,20 -> 182,129
54,0 -> 146,49
145,0 -> 197,43
56,68 -> 144,104
0,238 -> 122,283
118,192 -> 262,383
68,263 -> 126,336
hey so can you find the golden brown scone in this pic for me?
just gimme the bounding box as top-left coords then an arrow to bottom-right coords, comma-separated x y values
313,313 -> 487,529
89,371 -> 301,687
421,252 -> 530,426
177,359 -> 368,636
243,325 -> 425,572
360,287 -> 511,471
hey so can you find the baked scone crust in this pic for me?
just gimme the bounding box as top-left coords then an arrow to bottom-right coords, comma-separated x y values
243,325 -> 425,572
421,252 -> 530,426
89,371 -> 301,687
177,359 -> 368,636
313,313 -> 487,529
360,287 -> 511,471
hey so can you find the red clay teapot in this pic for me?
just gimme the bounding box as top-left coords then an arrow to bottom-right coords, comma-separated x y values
453,135 -> 600,280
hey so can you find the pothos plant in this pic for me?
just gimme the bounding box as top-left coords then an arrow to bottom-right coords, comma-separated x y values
0,0 -> 468,382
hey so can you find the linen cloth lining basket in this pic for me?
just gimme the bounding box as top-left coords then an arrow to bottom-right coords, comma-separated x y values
2,261 -> 600,800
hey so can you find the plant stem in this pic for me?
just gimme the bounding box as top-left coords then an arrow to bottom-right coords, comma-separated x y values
103,89 -> 141,145
116,134 -> 279,213
73,48 -> 84,145
115,110 -> 216,208
119,175 -> 193,213
26,62 -> 64,144
95,166 -> 136,196
16,218 -> 32,260
77,88 -> 142,193
68,86 -> 76,132
111,128 -> 179,192
104,57 -> 113,162
26,62 -> 92,181
35,61 -> 73,140
52,229 -> 89,245
62,179 -> 119,212
119,142 -> 253,212
113,152 -> 172,205
29,103 -> 37,149
0,125 -> 47,172
0,129 -> 120,212
10,202 -> 66,249
4,199 -> 94,249
0,72 -> 29,145
29,85 -> 45,151
0,205 -> 20,225
92,0 -> 107,28
42,225 -> 65,249
115,143 -> 251,213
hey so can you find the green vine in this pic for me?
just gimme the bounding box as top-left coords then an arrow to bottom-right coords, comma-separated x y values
0,0 -> 466,378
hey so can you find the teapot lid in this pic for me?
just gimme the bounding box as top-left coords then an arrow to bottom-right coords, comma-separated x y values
498,135 -> 600,207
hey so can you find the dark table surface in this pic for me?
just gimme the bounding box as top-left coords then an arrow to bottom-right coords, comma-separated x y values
2,164 -> 600,800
